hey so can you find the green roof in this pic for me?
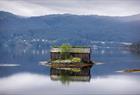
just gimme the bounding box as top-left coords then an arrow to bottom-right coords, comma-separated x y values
51,47 -> 91,53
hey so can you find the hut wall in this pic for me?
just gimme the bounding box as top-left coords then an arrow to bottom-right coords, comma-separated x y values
51,52 -> 61,60
51,52 -> 90,62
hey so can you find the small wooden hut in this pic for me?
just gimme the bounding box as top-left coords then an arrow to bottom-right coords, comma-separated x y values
50,47 -> 91,63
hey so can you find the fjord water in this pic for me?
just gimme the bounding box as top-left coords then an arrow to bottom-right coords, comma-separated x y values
0,41 -> 140,95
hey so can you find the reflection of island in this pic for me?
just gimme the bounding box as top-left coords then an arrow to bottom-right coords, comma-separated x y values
50,67 -> 91,83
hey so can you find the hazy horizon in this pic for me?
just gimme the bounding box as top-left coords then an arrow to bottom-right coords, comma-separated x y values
0,0 -> 140,17
1,10 -> 140,18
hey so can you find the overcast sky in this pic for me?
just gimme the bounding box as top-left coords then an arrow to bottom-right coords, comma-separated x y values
0,0 -> 140,17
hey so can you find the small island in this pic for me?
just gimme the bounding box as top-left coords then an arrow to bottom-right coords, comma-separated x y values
44,44 -> 94,69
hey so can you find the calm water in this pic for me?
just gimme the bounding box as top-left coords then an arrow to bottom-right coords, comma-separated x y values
0,41 -> 140,95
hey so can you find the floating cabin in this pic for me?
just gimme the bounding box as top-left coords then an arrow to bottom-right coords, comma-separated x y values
51,47 -> 91,62
50,47 -> 93,68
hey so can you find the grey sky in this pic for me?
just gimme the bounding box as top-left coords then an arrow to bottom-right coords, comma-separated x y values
0,0 -> 140,16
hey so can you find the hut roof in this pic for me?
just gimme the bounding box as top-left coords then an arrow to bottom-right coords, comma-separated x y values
51,47 -> 90,53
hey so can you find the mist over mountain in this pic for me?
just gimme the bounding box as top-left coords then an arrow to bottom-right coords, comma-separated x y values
0,11 -> 140,51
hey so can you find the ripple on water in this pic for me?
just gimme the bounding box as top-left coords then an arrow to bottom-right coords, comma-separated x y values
0,64 -> 20,67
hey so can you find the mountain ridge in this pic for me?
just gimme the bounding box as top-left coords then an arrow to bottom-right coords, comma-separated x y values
0,11 -> 140,47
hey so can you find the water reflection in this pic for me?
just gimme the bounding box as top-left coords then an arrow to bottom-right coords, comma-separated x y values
50,67 -> 91,85
0,72 -> 140,95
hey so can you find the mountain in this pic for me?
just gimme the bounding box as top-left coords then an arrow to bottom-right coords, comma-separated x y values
0,11 -> 140,50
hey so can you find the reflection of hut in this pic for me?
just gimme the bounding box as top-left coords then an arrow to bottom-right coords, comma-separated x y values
50,67 -> 91,82
51,47 -> 91,63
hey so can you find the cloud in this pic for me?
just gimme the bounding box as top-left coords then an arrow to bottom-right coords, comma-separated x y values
0,0 -> 60,16
0,0 -> 140,16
